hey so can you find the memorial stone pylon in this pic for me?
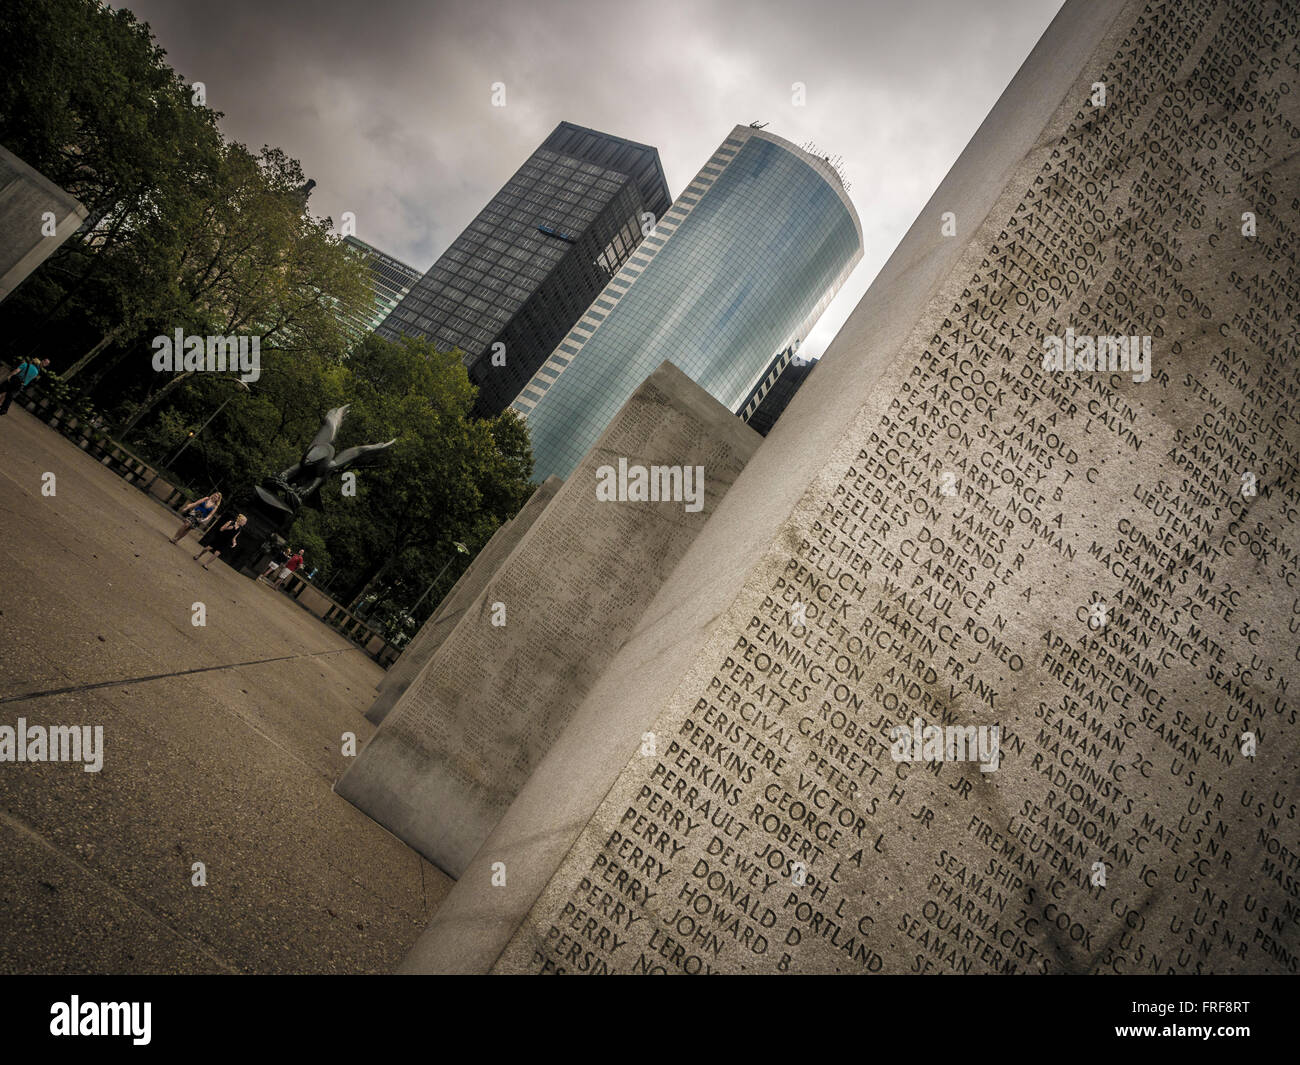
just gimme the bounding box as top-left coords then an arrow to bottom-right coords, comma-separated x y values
336,362 -> 762,876
399,0 -> 1300,973
0,146 -> 88,302
367,476 -> 563,725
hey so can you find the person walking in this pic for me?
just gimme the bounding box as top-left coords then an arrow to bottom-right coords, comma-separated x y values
169,491 -> 222,544
258,543 -> 289,582
194,513 -> 247,569
275,548 -> 305,588
0,358 -> 50,416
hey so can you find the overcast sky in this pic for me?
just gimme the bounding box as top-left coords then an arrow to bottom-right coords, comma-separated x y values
123,0 -> 1064,358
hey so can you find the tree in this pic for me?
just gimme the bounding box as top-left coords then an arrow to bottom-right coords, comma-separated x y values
299,334 -> 534,610
0,0 -> 370,424
0,0 -> 225,365
113,144 -> 370,434
0,1 -> 537,630
137,331 -> 535,627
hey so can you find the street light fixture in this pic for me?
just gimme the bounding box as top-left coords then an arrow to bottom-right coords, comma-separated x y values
162,377 -> 251,469
407,541 -> 471,617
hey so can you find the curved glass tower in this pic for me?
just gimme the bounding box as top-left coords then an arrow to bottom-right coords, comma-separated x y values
512,124 -> 863,482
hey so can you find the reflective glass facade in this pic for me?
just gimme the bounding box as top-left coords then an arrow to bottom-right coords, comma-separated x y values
512,126 -> 861,482
375,122 -> 671,416
341,235 -> 423,342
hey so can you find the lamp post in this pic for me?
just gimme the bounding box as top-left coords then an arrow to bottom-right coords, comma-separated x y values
147,378 -> 251,490
349,542 -> 469,618
164,378 -> 251,468
408,541 -> 470,618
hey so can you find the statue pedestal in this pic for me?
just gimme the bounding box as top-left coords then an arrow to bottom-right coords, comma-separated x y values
208,405 -> 392,576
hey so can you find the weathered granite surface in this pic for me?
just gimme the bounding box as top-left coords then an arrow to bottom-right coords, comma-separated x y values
367,477 -> 562,725
0,146 -> 87,302
401,0 -> 1300,973
336,363 -> 761,877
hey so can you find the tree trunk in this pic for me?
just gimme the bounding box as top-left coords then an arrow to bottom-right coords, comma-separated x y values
12,200 -> 136,360
116,370 -> 194,436
62,327 -> 122,379
347,553 -> 399,612
81,341 -> 135,395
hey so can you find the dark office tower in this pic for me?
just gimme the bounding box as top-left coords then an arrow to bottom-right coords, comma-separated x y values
737,345 -> 816,437
375,122 -> 672,416
341,236 -> 423,342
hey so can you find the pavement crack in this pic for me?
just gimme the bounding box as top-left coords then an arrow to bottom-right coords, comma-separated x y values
0,647 -> 353,705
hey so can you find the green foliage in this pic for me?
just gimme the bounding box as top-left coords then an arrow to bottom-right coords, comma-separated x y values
0,0 -> 202,216
278,334 -> 534,607
0,0 -> 537,626
29,367 -> 97,425
135,332 -> 533,613
284,510 -> 330,581
0,0 -> 227,361
0,0 -> 371,427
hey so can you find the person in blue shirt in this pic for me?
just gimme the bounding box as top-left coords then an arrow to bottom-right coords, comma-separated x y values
0,358 -> 50,415
169,491 -> 223,544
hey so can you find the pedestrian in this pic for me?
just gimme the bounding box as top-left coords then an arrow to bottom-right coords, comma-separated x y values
258,543 -> 289,582
0,358 -> 50,416
194,513 -> 247,569
276,548 -> 305,588
169,491 -> 222,544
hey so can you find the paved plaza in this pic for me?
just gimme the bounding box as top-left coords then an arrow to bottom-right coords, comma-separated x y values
0,408 -> 452,973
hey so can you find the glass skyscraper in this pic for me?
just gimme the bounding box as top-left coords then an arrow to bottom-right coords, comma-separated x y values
375,122 -> 672,416
341,235 -> 423,341
511,125 -> 862,482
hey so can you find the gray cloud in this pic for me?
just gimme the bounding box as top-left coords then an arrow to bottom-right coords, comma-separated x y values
125,0 -> 1064,356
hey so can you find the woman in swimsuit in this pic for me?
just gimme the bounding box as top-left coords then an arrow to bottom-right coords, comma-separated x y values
194,513 -> 247,569
169,491 -> 222,544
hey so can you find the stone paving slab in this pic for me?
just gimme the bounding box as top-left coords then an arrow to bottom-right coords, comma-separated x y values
0,409 -> 452,973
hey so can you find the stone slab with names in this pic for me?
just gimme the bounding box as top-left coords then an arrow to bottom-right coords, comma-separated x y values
367,476 -> 563,725
336,362 -> 762,877
400,0 -> 1300,974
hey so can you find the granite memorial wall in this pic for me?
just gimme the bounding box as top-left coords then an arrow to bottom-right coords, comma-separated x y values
367,476 -> 563,725
0,145 -> 88,302
400,0 -> 1300,974
337,363 -> 762,877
